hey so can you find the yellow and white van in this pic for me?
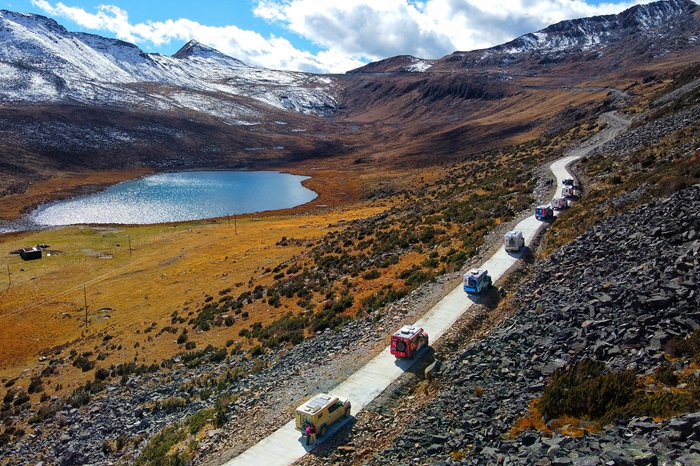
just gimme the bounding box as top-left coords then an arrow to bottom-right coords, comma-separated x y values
294,393 -> 351,437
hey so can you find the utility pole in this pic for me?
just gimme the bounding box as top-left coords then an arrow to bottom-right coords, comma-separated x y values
227,214 -> 230,227
128,235 -> 132,257
234,214 -> 237,235
83,284 -> 88,327
7,264 -> 10,286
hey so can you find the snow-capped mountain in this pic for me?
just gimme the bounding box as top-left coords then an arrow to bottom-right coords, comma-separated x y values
0,0 -> 698,189
350,0 -> 699,74
0,10 -> 340,119
444,0 -> 699,70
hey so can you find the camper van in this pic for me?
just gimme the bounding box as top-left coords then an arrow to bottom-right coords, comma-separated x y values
504,230 -> 525,252
295,394 -> 351,438
551,197 -> 568,210
463,268 -> 492,294
390,325 -> 429,358
535,205 -> 554,220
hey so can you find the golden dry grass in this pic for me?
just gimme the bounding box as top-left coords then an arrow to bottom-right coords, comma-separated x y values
0,166 -> 392,398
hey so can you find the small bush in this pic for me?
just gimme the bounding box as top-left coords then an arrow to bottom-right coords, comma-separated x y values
13,392 -> 29,406
160,397 -> 187,412
68,388 -> 90,408
95,368 -> 110,381
3,390 -> 14,404
73,356 -> 95,372
27,377 -> 43,394
676,328 -> 700,364
654,363 -> 679,387
134,424 -> 188,466
537,359 -> 637,422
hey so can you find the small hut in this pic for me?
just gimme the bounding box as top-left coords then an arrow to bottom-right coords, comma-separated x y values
20,247 -> 42,261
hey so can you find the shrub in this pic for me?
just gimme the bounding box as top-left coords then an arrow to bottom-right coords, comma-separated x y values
160,397 -> 187,412
27,377 -> 43,394
676,328 -> 700,364
29,403 -> 61,424
267,293 -> 281,308
73,356 -> 95,372
134,424 -> 188,466
95,368 -> 110,381
13,392 -> 29,406
537,359 -> 637,422
3,390 -> 14,404
68,388 -> 90,408
654,363 -> 679,387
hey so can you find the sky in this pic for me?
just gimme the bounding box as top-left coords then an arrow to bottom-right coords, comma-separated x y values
1,0 -> 675,74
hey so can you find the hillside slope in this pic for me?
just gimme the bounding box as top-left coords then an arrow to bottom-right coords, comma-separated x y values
1,2 -> 700,465
350,186 -> 700,466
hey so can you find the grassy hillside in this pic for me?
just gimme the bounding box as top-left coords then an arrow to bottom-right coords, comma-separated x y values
1,55 -> 700,462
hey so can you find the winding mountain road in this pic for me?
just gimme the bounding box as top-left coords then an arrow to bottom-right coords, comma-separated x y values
220,112 -> 631,466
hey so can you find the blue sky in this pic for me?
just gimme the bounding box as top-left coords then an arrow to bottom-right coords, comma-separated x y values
3,0 -> 663,73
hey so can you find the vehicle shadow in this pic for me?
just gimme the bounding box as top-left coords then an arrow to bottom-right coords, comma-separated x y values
392,346 -> 436,377
506,246 -> 529,258
302,416 -> 357,455
538,215 -> 558,224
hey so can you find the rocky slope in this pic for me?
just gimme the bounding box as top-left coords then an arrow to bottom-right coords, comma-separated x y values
0,266 -> 463,466
350,183 -> 700,466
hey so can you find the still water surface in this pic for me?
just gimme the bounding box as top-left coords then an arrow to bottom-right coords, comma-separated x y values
30,171 -> 317,226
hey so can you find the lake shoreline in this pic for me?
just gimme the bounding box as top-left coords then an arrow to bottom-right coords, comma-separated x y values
0,168 -> 321,235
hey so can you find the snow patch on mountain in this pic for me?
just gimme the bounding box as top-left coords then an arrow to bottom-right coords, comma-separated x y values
473,0 -> 697,64
0,9 -> 340,119
402,58 -> 433,72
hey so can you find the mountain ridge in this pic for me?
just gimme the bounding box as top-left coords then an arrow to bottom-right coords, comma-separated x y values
0,0 -> 699,222
351,0 -> 700,73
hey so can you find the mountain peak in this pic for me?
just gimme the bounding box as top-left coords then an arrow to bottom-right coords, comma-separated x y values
432,0 -> 700,72
173,40 -> 236,61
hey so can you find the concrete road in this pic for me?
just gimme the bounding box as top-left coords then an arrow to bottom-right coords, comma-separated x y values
221,112 -> 630,466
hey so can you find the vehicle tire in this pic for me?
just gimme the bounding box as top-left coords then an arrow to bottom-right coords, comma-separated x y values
396,341 -> 406,352
344,407 -> 351,418
319,424 -> 327,437
424,335 -> 429,347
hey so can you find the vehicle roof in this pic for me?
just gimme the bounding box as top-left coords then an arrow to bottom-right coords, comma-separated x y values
505,230 -> 522,237
296,394 -> 337,414
392,325 -> 423,338
464,268 -> 488,279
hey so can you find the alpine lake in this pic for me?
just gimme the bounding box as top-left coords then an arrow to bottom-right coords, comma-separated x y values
28,171 -> 317,227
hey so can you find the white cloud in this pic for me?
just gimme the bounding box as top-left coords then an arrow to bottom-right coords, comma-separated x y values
30,0 -> 366,72
31,0 -> 653,74
254,0 -> 648,60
